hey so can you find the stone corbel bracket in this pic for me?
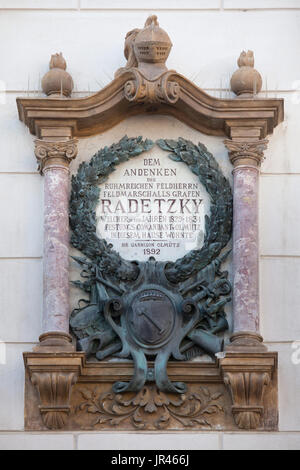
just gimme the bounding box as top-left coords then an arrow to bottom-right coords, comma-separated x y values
220,351 -> 278,430
24,352 -> 85,430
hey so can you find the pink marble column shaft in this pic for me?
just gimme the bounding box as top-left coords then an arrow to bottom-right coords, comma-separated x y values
225,138 -> 268,340
43,165 -> 70,333
34,138 -> 77,341
232,166 -> 259,333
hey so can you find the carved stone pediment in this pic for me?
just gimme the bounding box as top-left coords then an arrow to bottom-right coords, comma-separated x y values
17,16 -> 283,140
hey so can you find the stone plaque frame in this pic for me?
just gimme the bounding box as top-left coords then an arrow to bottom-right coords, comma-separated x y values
18,16 -> 283,431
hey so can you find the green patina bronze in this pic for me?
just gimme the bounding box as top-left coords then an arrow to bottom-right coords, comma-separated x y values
69,136 -> 233,394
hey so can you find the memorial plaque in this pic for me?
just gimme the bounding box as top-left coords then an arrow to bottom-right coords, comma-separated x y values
96,146 -> 209,261
70,135 -> 232,396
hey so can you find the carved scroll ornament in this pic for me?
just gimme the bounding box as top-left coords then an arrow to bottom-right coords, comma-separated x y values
124,70 -> 180,105
77,385 -> 224,430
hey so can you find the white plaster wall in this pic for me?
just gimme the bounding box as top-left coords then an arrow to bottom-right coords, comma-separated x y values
0,0 -> 300,450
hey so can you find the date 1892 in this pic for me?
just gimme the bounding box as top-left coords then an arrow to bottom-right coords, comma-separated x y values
144,248 -> 160,256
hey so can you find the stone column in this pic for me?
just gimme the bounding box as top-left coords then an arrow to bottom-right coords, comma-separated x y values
34,138 -> 78,351
224,138 -> 268,350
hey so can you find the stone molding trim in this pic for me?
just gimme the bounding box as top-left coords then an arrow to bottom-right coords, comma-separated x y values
224,138 -> 269,167
34,138 -> 78,174
220,352 -> 277,430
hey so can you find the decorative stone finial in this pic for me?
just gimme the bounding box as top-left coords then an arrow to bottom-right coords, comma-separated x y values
230,51 -> 262,98
42,52 -> 74,98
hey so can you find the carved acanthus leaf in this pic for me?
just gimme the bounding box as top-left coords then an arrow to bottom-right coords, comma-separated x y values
224,139 -> 268,167
76,385 -> 224,430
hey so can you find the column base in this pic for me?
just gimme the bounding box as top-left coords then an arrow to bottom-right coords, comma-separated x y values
225,331 -> 267,353
34,332 -> 75,353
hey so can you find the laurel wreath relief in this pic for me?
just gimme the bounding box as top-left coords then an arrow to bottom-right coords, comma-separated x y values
69,136 -> 232,285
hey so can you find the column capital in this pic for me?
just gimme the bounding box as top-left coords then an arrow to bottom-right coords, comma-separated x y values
224,138 -> 268,168
34,138 -> 78,174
